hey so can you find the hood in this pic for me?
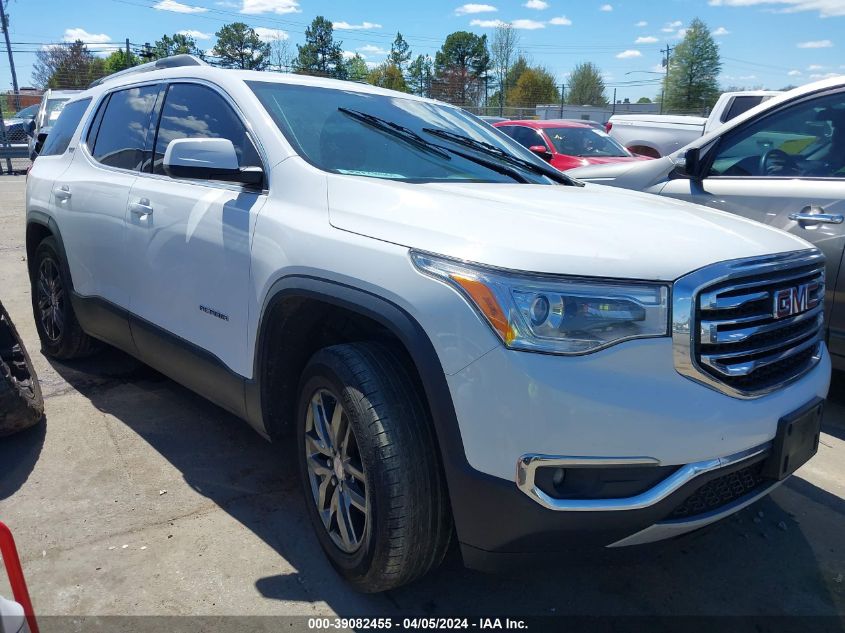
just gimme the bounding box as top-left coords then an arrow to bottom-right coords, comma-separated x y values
566,156 -> 677,189
326,175 -> 812,281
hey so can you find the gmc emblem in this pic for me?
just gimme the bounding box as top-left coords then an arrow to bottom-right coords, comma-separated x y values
773,282 -> 819,319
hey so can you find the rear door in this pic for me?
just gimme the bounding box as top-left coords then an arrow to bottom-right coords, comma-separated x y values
125,81 -> 267,378
661,88 -> 845,362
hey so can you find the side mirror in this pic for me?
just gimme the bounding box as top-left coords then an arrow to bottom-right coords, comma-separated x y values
163,138 -> 264,187
32,131 -> 48,157
528,145 -> 553,163
681,147 -> 702,180
26,119 -> 36,138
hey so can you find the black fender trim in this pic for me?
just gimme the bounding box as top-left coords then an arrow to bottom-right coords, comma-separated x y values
26,211 -> 69,283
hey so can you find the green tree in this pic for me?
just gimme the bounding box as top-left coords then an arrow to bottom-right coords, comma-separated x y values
153,33 -> 204,59
366,63 -> 408,92
32,41 -> 106,89
103,49 -> 139,75
344,53 -> 369,82
388,32 -> 411,72
664,18 -> 721,113
432,31 -> 490,106
213,22 -> 270,70
407,54 -> 433,96
636,96 -> 652,104
566,62 -> 607,105
295,16 -> 346,79
506,66 -> 559,108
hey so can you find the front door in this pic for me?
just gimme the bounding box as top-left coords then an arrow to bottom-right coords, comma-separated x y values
125,82 -> 267,379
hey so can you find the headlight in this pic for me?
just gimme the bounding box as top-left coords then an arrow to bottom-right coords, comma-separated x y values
412,251 -> 670,354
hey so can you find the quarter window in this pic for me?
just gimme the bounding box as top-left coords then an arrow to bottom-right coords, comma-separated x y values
39,98 -> 91,157
91,85 -> 159,171
152,83 -> 261,176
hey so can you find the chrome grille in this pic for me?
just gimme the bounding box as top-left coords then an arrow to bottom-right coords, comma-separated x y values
673,250 -> 825,398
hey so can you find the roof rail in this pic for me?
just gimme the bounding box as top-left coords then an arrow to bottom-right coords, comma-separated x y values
88,54 -> 208,89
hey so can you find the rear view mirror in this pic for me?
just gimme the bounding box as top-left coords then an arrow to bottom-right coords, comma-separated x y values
163,138 -> 263,187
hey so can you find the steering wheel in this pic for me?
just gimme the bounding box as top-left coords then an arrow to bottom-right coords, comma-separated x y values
759,148 -> 798,176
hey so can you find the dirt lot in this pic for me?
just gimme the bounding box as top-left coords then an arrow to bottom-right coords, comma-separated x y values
1,175 -> 844,625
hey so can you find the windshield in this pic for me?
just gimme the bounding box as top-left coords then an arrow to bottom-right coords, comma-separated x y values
43,98 -> 70,126
248,81 -> 557,184
545,127 -> 630,157
13,104 -> 38,119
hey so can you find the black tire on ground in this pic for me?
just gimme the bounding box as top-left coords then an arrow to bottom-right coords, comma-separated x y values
296,342 -> 452,593
0,301 -> 44,436
31,236 -> 100,360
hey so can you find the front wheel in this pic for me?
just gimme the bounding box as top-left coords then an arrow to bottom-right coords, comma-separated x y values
296,343 -> 451,592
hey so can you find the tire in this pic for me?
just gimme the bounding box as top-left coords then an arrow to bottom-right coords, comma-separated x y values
0,301 -> 44,436
31,237 -> 100,360
296,342 -> 452,592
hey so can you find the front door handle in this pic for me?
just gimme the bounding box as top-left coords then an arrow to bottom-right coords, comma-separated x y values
129,198 -> 153,217
789,206 -> 844,226
54,185 -> 71,201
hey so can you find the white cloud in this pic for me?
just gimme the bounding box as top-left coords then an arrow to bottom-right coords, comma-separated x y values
63,28 -> 111,43
810,72 -> 839,79
178,29 -> 212,39
341,50 -> 359,60
712,26 -> 730,35
357,44 -> 388,55
797,39 -> 833,48
470,18 -> 507,27
674,28 -> 689,39
616,49 -> 643,59
240,0 -> 300,14
153,0 -> 207,13
708,0 -> 845,18
661,20 -> 683,32
788,69 -> 802,76
635,20 -> 648,27
254,27 -> 289,42
455,3 -> 497,15
548,16 -> 572,25
511,18 -> 545,29
807,64 -> 825,70
635,36 -> 658,43
524,0 -> 549,8
333,21 -> 382,30
651,63 -> 665,72
600,4 -> 613,11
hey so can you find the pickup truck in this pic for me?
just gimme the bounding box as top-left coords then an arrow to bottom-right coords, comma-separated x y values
607,90 -> 781,158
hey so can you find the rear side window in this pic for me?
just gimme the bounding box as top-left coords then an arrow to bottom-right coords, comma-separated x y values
91,85 -> 159,171
722,96 -> 765,123
152,83 -> 261,175
39,98 -> 91,157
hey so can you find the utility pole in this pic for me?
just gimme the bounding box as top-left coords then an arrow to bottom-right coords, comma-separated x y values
125,38 -> 132,65
559,83 -> 565,118
0,0 -> 20,110
660,44 -> 672,114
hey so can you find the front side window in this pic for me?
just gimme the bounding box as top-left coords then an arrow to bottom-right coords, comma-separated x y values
709,91 -> 845,178
152,83 -> 261,175
39,98 -> 91,157
91,85 -> 159,171
41,98 -> 70,127
510,126 -> 547,150
248,81 -> 558,184
545,127 -> 629,158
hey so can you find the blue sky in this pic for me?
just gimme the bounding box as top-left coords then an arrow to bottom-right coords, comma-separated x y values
2,0 -> 844,102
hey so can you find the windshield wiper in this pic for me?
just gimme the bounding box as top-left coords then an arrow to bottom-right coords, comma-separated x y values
422,127 -> 583,186
339,108 -> 452,160
338,108 -> 531,183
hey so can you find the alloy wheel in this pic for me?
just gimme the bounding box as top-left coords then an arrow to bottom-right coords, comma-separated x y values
37,257 -> 63,343
304,389 -> 368,553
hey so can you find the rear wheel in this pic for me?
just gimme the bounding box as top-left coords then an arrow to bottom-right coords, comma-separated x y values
0,301 -> 44,436
31,237 -> 100,360
296,342 -> 451,592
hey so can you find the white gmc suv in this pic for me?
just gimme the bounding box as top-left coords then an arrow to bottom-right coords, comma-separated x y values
25,56 -> 830,592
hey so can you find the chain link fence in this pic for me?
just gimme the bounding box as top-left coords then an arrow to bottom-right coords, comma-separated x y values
0,91 -> 38,175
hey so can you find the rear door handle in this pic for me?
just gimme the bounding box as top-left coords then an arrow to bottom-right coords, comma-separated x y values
54,185 -> 71,200
789,206 -> 844,226
129,198 -> 153,217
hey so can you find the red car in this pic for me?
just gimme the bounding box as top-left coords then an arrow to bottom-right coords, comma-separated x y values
493,119 -> 653,172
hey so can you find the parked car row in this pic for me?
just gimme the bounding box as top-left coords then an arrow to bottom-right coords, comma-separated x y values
24,56 -> 834,593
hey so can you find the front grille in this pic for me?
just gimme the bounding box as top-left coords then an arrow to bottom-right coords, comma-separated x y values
674,250 -> 825,397
669,460 -> 766,520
